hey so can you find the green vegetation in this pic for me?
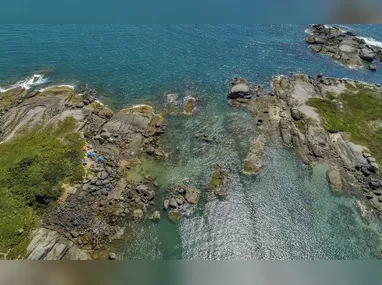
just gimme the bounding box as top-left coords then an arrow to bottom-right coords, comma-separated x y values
307,86 -> 382,162
294,120 -> 306,134
0,117 -> 85,257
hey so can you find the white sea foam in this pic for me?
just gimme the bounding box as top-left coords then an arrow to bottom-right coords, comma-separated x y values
0,74 -> 47,93
39,84 -> 75,93
357,36 -> 382,48
304,28 -> 313,35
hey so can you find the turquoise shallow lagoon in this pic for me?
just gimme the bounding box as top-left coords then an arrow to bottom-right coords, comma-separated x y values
2,24 -> 382,259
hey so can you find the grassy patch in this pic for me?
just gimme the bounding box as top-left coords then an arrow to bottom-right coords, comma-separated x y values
307,87 -> 382,162
0,116 -> 85,257
294,120 -> 306,134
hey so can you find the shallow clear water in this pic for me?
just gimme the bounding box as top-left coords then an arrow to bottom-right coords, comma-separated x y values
2,24 -> 382,259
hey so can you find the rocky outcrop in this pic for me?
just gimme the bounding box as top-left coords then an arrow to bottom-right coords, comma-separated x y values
228,78 -> 252,100
305,24 -> 382,69
208,164 -> 231,199
0,82 -> 166,259
26,228 -> 89,260
271,74 -> 382,214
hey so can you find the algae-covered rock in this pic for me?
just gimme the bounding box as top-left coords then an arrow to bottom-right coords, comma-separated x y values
184,96 -> 196,115
208,164 -> 229,199
168,210 -> 181,223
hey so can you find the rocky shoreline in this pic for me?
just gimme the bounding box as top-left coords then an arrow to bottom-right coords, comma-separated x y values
229,73 -> 382,218
305,24 -> 382,71
0,84 -> 166,260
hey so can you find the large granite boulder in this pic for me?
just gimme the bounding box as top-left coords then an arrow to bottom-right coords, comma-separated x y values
27,228 -> 89,260
228,83 -> 251,99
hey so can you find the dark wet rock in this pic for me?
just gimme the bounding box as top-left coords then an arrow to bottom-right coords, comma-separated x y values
361,167 -> 371,177
368,163 -> 379,173
369,180 -> 380,190
291,108 -> 302,121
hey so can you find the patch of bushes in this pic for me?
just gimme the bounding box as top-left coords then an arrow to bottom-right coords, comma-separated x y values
307,87 -> 382,162
0,117 -> 84,255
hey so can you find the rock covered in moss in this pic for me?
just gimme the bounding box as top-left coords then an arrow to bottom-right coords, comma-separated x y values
184,96 -> 196,115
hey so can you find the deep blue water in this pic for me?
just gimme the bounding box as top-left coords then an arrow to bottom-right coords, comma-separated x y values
2,25 -> 382,259
1,25 -> 382,104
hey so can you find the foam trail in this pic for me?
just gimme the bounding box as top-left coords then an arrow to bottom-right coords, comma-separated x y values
0,74 -> 47,93
39,84 -> 75,92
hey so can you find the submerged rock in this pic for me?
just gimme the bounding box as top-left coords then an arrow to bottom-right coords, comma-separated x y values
327,169 -> 343,194
184,96 -> 196,115
168,210 -> 181,224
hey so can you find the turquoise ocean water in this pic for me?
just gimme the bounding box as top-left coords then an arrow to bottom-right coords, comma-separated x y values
2,24 -> 382,259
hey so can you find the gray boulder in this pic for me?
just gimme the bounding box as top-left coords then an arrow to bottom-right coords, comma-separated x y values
368,162 -> 379,173
97,171 -> 109,180
369,64 -> 377,71
309,45 -> 322,53
169,198 -> 178,208
360,48 -> 376,62
228,83 -> 251,99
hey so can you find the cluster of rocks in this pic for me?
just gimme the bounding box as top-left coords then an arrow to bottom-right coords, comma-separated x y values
227,78 -> 252,102
357,152 -> 379,176
163,183 -> 200,223
305,24 -> 381,71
